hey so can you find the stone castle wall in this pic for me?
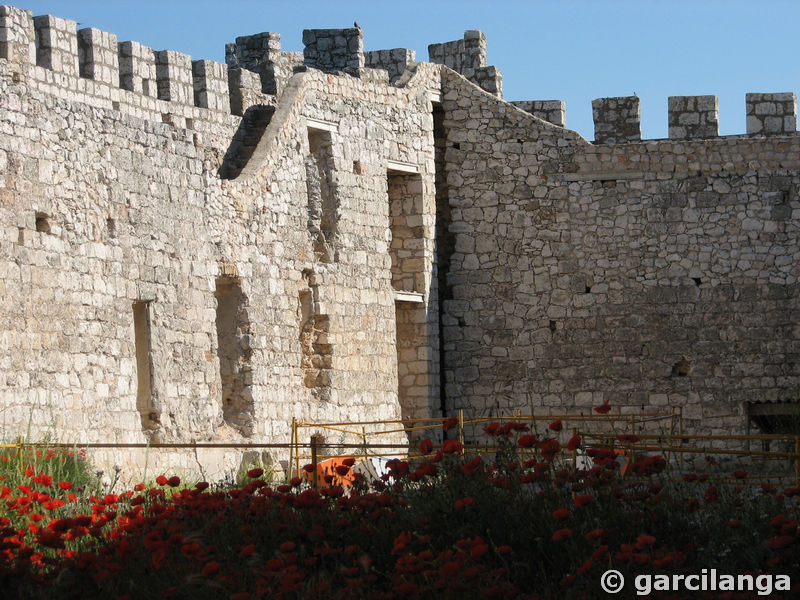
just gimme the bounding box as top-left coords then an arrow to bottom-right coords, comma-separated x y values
0,5 -> 445,479
439,72 -> 799,439
0,4 -> 797,478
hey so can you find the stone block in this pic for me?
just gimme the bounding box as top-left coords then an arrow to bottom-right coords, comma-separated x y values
33,14 -> 78,76
746,92 -> 797,135
303,27 -> 363,75
668,95 -> 719,139
77,27 -> 119,85
155,49 -> 193,104
592,96 -> 641,144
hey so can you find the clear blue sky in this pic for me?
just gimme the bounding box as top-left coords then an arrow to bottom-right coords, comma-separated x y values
14,1 -> 800,141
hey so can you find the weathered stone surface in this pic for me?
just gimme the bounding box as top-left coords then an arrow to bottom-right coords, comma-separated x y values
0,5 -> 797,480
746,92 -> 797,135
668,95 -> 719,139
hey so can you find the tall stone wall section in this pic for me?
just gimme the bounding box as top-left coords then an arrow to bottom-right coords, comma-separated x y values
0,4 -> 443,479
440,70 -> 799,440
1,3 -> 798,478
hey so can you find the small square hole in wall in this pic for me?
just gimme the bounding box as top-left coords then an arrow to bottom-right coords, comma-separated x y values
185,118 -> 194,130
112,101 -> 120,111
35,212 -> 50,233
107,217 -> 116,238
353,160 -> 365,175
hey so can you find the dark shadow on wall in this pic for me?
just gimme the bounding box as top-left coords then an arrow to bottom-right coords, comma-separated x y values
218,105 -> 275,180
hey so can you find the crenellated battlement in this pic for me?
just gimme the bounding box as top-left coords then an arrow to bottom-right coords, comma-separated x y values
2,5 -> 800,143
428,30 -> 502,98
588,92 -> 798,143
0,5 -> 241,124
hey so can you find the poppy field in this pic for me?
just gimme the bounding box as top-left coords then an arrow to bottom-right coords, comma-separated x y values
1,416 -> 799,599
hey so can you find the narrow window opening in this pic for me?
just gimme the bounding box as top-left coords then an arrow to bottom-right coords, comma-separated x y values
107,218 -> 116,238
353,160 -> 364,174
305,129 -> 338,263
215,277 -> 254,436
77,34 -> 90,79
33,25 -> 46,69
433,103 -> 454,427
35,212 -> 50,233
388,171 -> 424,293
298,282 -> 332,401
133,301 -> 158,432
692,277 -> 702,287
395,301 -> 427,426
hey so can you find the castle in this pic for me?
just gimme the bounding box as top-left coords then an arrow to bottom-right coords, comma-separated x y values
0,5 -> 797,479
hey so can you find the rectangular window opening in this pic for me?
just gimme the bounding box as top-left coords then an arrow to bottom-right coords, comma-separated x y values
215,277 -> 254,436
305,128 -> 337,263
387,170 -> 424,293
133,301 -> 157,431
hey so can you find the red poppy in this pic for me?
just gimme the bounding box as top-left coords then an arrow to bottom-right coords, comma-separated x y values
342,457 -> 356,467
155,475 -> 168,486
483,422 -> 501,436
246,468 -> 263,479
566,435 -> 581,451
454,496 -> 475,510
594,399 -> 611,414
442,439 -> 463,454
574,494 -> 594,507
334,465 -> 350,476
202,561 -> 220,576
539,438 -> 561,461
517,434 -> 537,448
442,416 -> 458,431
552,529 -> 572,542
552,508 -> 571,521
635,535 -> 656,549
765,536 -> 795,550
585,529 -> 604,541
548,420 -> 563,432
733,470 -> 747,479
166,476 -> 181,487
419,438 -> 434,454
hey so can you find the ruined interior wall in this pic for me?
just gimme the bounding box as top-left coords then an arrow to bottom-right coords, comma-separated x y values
0,5 -> 442,478
440,70 -> 799,438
